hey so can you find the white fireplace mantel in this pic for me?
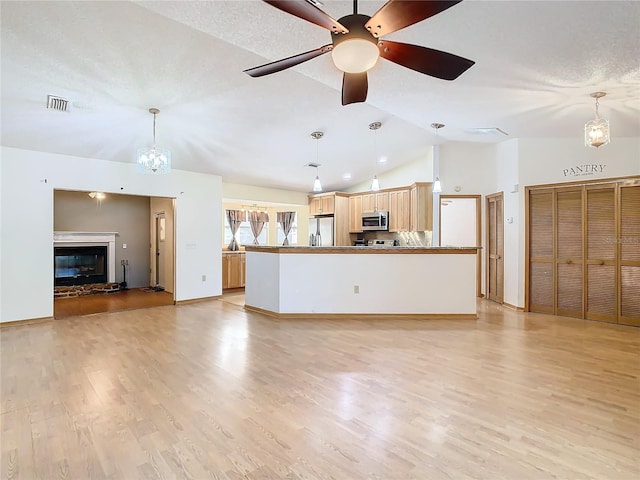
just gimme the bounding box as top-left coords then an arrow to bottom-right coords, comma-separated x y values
54,231 -> 118,283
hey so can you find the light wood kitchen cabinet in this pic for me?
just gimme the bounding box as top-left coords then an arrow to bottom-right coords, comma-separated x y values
348,195 -> 363,233
361,192 -> 389,213
309,194 -> 335,215
389,189 -> 411,232
308,193 -> 351,245
222,252 -> 245,289
410,182 -> 433,232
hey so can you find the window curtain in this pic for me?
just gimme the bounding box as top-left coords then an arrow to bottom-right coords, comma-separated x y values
226,209 -> 245,251
248,211 -> 269,245
277,211 -> 296,246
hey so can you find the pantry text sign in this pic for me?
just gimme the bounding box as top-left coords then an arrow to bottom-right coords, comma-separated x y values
562,164 -> 606,177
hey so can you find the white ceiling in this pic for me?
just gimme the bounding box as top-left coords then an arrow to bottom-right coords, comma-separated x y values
2,0 -> 639,193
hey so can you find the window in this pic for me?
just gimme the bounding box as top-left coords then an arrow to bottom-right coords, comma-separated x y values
277,214 -> 298,245
224,222 -> 268,246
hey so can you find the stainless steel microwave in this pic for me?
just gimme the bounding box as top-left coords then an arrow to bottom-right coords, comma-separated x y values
361,211 -> 389,231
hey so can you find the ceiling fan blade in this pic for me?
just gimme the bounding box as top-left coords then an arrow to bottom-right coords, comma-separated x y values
366,0 -> 462,37
342,72 -> 368,106
263,0 -> 348,33
378,40 -> 474,80
244,45 -> 332,77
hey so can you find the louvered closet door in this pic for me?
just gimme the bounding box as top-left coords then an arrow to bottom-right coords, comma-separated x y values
487,195 -> 503,303
529,190 -> 554,313
555,189 -> 584,318
585,186 -> 617,323
620,184 -> 640,326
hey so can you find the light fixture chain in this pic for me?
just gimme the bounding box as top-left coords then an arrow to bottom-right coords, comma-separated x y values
153,112 -> 157,145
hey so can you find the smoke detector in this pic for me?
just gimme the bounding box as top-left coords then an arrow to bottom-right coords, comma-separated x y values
46,95 -> 71,112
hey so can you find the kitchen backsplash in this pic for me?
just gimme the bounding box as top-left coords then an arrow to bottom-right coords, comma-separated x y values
363,231 -> 432,247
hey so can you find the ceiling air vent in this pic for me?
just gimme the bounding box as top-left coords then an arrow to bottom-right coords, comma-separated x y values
306,162 -> 321,168
46,95 -> 70,112
465,127 -> 509,136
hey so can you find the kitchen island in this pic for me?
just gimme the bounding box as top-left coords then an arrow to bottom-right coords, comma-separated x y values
244,246 -> 480,318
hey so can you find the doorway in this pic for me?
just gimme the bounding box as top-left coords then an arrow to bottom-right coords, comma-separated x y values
486,192 -> 504,304
439,195 -> 482,297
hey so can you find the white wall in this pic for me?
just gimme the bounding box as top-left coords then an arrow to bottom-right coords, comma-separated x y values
346,149 -> 434,193
495,139 -> 521,307
0,147 -> 222,322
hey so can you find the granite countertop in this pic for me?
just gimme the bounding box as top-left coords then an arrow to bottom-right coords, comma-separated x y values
244,245 -> 481,254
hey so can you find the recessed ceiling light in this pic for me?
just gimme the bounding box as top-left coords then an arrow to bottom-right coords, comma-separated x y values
342,173 -> 352,180
377,156 -> 388,164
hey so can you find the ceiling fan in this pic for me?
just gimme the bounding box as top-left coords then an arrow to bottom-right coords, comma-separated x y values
244,0 -> 475,105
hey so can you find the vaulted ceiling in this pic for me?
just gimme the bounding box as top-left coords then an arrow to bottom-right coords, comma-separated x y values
2,1 -> 639,192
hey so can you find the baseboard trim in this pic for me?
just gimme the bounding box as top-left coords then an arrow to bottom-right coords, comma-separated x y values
244,305 -> 477,320
503,302 -> 525,311
0,316 -> 54,328
176,295 -> 221,305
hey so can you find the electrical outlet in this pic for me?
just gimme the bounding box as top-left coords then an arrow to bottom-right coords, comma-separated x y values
201,275 -> 206,282
354,285 -> 359,294
122,243 -> 127,249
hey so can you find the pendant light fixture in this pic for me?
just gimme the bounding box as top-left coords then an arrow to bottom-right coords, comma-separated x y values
310,131 -> 323,192
369,121 -> 382,191
585,92 -> 610,148
431,123 -> 444,193
137,108 -> 171,174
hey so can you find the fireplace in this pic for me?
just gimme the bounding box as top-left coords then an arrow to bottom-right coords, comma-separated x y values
53,231 -> 117,284
54,246 -> 107,286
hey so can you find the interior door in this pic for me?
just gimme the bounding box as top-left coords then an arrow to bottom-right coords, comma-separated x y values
486,193 -> 504,303
555,188 -> 583,318
528,189 -> 554,314
155,213 -> 166,289
619,184 -> 640,326
585,185 -> 617,323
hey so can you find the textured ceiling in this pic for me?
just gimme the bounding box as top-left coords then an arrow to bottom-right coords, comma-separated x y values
1,0 -> 639,193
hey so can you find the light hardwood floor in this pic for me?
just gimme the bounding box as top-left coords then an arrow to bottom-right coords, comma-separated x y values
1,299 -> 639,479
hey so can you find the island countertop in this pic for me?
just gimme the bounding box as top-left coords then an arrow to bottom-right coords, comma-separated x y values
244,245 -> 480,254
244,245 -> 480,318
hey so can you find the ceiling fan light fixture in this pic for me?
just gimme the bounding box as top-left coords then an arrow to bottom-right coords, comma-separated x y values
585,92 -> 610,148
332,39 -> 379,73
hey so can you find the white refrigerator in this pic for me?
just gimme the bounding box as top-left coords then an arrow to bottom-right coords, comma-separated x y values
308,216 -> 334,246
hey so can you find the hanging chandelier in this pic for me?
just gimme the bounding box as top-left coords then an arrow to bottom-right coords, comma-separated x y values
137,108 -> 171,174
585,92 -> 610,148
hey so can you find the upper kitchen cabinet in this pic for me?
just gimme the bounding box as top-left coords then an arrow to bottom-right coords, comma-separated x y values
309,193 -> 335,215
309,192 -> 350,245
348,195 -> 363,233
361,192 -> 389,213
389,188 -> 411,232
410,183 -> 433,232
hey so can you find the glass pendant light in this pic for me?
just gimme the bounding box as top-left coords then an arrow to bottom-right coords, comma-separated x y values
310,131 -> 323,192
431,123 -> 445,193
369,121 -> 382,191
585,92 -> 610,148
137,108 -> 171,174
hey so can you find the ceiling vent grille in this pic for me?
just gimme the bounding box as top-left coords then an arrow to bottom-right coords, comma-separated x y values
306,162 -> 321,168
46,95 -> 70,112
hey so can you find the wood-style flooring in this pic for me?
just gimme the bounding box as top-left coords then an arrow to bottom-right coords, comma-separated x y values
1,299 -> 639,479
54,288 -> 174,319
